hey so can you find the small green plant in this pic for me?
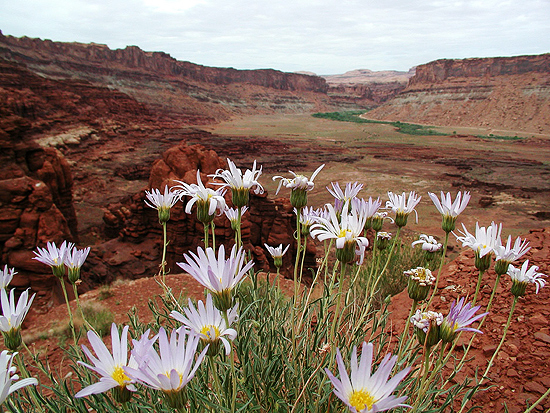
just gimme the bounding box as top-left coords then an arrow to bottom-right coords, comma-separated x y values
97,285 -> 114,301
77,302 -> 114,337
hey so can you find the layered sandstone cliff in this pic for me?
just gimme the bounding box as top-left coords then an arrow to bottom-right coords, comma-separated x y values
0,31 -> 335,121
367,54 -> 550,134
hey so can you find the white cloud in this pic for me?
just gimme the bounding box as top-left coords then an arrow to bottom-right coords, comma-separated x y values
0,0 -> 548,74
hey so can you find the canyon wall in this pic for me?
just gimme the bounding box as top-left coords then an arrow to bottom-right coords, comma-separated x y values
0,31 -> 336,121
367,54 -> 550,134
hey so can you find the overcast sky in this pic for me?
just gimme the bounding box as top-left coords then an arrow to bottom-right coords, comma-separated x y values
1,0 -> 549,75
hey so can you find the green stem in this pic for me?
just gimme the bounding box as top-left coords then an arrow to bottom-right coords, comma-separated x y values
293,208 -> 303,308
208,355 -> 223,403
378,227 -> 402,280
72,284 -> 97,335
471,269 -> 486,306
397,300 -> 418,361
161,222 -> 168,283
330,263 -> 346,344
236,207 -> 242,249
211,222 -> 216,251
524,386 -> 550,413
59,279 -> 77,344
425,231 -> 449,309
204,222 -> 210,250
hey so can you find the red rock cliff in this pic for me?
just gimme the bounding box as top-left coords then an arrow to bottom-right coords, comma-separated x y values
367,54 -> 550,134
0,31 -> 333,120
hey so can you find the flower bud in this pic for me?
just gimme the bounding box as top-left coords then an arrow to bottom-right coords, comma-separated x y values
2,328 -> 22,351
336,240 -> 356,264
474,251 -> 493,272
405,267 -> 435,302
112,386 -> 133,403
232,188 -> 250,208
290,188 -> 308,209
394,212 -> 409,228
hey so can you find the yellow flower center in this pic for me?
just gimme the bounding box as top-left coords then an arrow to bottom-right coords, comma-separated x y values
349,389 -> 375,411
112,366 -> 130,386
417,269 -> 427,281
200,324 -> 220,340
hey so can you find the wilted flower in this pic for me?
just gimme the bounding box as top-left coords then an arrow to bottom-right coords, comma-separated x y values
171,294 -> 238,356
405,267 -> 435,302
376,231 -> 392,250
0,266 -> 15,290
76,324 -> 152,403
125,328 -> 208,410
325,341 -> 410,413
144,186 -> 179,224
173,171 -> 227,224
507,260 -> 547,297
177,245 -> 254,311
386,191 -> 422,227
455,222 -> 502,271
428,191 -> 471,232
33,241 -> 74,278
264,243 -> 291,268
494,235 -> 530,275
210,159 -> 264,208
0,289 -> 35,351
412,234 -> 442,253
440,297 -> 487,343
410,310 -> 443,348
310,201 -> 369,264
64,246 -> 91,284
0,350 -> 38,405
273,164 -> 324,209
327,181 -> 363,204
371,211 -> 393,232
224,206 -> 248,231
352,197 -> 382,230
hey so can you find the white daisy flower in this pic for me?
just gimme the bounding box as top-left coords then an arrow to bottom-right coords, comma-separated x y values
310,201 -> 369,264
0,266 -> 16,290
0,288 -> 35,351
126,328 -> 208,409
507,260 -> 547,296
386,191 -> 422,227
210,159 -> 264,207
327,182 -> 364,203
428,191 -> 470,232
325,341 -> 410,413
33,241 -> 74,278
173,170 -> 227,224
272,164 -> 325,208
411,234 -> 442,252
455,221 -> 502,271
171,294 -> 238,356
144,186 -> 179,224
64,246 -> 91,284
177,245 -> 254,311
0,350 -> 38,405
493,235 -> 530,275
76,324 -> 153,402
264,243 -> 291,268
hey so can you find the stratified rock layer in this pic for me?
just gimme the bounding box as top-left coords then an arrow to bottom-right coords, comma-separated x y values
368,54 -> 550,134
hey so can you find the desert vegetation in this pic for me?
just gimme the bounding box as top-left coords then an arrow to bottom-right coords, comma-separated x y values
1,158 -> 548,412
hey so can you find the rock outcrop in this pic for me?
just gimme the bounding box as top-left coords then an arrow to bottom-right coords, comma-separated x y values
96,143 -> 314,284
367,54 -> 550,134
0,105 -> 77,304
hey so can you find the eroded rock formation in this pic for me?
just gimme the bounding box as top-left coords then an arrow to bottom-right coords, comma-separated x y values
367,54 -> 550,134
97,143 -> 314,284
